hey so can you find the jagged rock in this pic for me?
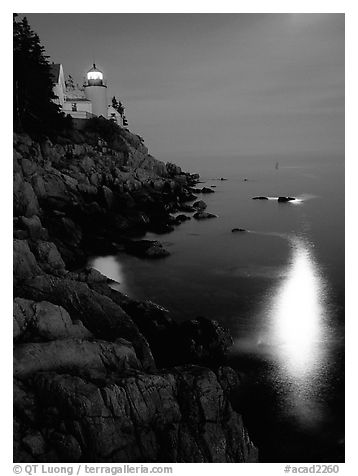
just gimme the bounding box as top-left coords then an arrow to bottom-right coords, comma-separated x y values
13,174 -> 40,218
101,185 -> 114,209
179,204 -> 196,213
32,171 -> 70,204
14,379 -> 38,425
22,432 -> 46,457
14,275 -> 155,371
13,297 -> 36,340
77,183 -> 98,196
174,214 -> 191,223
124,240 -> 170,259
55,217 -> 82,248
20,215 -> 48,241
13,132 -> 258,464
193,211 -> 217,220
166,162 -> 182,176
50,432 -> 82,462
13,240 -> 42,284
14,338 -> 140,379
13,298 -> 92,342
193,200 -> 207,210
33,241 -> 66,273
200,187 -> 215,194
21,158 -> 38,177
68,268 -> 109,284
15,365 -> 258,463
89,172 -> 101,186
277,196 -> 296,202
60,173 -> 78,192
80,156 -> 95,173
177,318 -> 233,366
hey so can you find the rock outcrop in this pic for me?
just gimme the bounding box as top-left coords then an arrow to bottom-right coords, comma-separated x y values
13,128 -> 257,463
193,211 -> 217,220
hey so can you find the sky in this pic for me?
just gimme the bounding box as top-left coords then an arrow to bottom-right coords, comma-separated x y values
24,13 -> 344,162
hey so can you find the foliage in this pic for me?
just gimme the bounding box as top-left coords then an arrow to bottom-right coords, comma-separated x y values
84,116 -> 126,149
13,14 -> 71,135
111,96 -> 125,117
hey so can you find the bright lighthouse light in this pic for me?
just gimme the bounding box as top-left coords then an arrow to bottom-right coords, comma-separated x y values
87,70 -> 103,81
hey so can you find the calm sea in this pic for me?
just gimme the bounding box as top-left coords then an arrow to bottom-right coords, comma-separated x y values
90,153 -> 345,462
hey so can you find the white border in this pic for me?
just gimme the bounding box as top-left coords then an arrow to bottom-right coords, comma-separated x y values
2,2 -> 356,474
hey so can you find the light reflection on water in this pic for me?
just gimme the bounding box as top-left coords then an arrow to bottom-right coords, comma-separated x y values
268,238 -> 325,376
89,255 -> 130,294
256,236 -> 329,427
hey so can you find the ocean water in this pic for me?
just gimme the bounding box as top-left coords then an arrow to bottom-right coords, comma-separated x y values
89,154 -> 344,462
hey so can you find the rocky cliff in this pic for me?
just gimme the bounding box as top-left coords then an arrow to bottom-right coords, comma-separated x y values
13,126 -> 258,463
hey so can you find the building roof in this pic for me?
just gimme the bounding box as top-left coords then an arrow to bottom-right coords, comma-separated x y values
49,63 -> 61,84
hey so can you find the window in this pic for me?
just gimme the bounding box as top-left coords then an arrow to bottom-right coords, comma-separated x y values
71,103 -> 77,112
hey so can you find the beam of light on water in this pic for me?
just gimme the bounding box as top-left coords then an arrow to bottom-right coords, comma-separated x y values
271,239 -> 323,375
262,237 -> 329,427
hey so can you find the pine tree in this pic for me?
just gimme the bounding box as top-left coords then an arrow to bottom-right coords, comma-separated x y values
111,96 -> 125,117
13,14 -> 69,134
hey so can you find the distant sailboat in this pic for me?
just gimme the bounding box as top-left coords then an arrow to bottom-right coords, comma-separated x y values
275,161 -> 279,170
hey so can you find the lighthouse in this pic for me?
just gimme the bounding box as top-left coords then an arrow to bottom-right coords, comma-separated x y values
84,64 -> 107,117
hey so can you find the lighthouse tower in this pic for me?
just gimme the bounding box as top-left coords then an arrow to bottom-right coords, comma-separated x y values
84,64 -> 107,117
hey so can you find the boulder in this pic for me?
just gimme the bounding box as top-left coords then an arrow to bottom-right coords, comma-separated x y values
193,200 -> 207,210
33,241 -> 66,272
13,240 -> 42,284
13,298 -> 92,342
13,174 -> 41,218
33,301 -> 92,341
277,196 -> 296,202
166,162 -> 182,176
14,338 -> 141,379
20,215 -> 48,241
179,204 -> 196,213
232,228 -> 247,233
22,432 -> 46,457
201,187 -> 215,194
14,275 -> 155,371
13,298 -> 36,341
176,317 -> 233,366
21,158 -> 38,177
50,432 -> 82,462
68,268 -> 109,284
193,212 -> 217,220
124,240 -> 170,259
252,196 -> 269,200
174,214 -> 191,224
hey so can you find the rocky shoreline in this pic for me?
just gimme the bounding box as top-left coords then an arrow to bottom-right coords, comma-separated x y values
13,127 -> 258,462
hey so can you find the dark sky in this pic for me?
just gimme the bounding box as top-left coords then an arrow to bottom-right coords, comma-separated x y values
25,13 -> 344,161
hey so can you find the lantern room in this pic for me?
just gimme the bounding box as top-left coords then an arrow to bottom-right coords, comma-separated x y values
86,64 -> 104,85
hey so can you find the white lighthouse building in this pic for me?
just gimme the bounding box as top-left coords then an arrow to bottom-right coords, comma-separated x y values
49,62 -> 125,126
84,64 -> 108,117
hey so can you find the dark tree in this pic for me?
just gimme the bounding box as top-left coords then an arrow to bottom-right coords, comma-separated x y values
111,96 -> 125,117
65,75 -> 75,90
13,14 -> 70,134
